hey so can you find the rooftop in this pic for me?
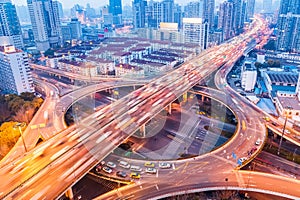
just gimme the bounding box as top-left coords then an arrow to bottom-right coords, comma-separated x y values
267,71 -> 298,85
277,96 -> 300,110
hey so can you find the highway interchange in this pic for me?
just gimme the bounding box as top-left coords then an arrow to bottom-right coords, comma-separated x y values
1,16 -> 300,199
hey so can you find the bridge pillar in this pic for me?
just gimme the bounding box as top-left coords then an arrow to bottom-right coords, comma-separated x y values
168,104 -> 172,115
133,85 -> 136,90
140,124 -> 146,138
182,92 -> 187,102
65,187 -> 74,200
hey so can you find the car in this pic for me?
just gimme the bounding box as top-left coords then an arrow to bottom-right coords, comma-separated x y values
130,165 -> 142,172
116,171 -> 127,178
195,136 -> 203,141
159,162 -> 171,169
119,160 -> 130,169
130,172 -> 140,179
145,167 -> 157,174
106,161 -> 116,168
255,139 -> 261,146
144,162 -> 155,167
238,157 -> 247,164
102,166 -> 113,174
284,129 -> 290,134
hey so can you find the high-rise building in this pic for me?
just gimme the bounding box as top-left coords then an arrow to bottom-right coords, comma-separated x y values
0,45 -> 33,94
229,0 -> 244,34
162,0 -> 174,23
146,1 -> 163,28
16,5 -> 31,23
204,0 -> 215,32
0,0 -> 24,49
218,1 -> 234,40
183,18 -> 209,50
27,0 -> 62,52
174,4 -> 182,29
262,0 -> 272,13
133,0 -> 147,29
276,0 -> 300,53
184,1 -> 204,18
57,1 -> 63,19
109,0 -> 122,25
246,0 -> 255,21
68,18 -> 82,39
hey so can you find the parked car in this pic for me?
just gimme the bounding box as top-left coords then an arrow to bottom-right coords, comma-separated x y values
130,172 -> 140,179
102,166 -> 113,174
145,168 -> 157,174
116,171 -> 127,178
106,161 -> 116,168
159,162 -> 171,169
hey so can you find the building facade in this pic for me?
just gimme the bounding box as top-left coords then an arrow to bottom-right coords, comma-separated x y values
218,1 -> 234,41
0,0 -> 24,49
27,0 -> 62,51
133,0 -> 147,29
109,0 -> 122,25
0,45 -> 33,94
183,18 -> 209,50
241,59 -> 257,92
276,0 -> 300,53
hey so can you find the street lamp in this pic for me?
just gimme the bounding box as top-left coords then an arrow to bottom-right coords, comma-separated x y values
13,122 -> 27,152
277,112 -> 289,155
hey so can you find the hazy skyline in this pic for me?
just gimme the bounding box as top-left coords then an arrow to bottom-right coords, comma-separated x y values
12,0 -> 227,9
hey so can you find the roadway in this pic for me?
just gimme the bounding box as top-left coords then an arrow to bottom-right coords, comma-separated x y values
0,16 -> 291,199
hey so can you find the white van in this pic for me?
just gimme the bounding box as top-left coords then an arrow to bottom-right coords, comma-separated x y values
119,160 -> 130,169
130,165 -> 142,172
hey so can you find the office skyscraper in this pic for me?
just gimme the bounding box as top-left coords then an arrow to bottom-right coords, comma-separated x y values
0,45 -> 33,94
0,0 -> 24,49
276,0 -> 300,53
27,0 -> 62,52
133,0 -> 147,29
109,0 -> 122,25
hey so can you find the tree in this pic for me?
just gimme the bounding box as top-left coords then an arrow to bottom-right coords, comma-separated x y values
20,92 -> 35,101
13,106 -> 35,124
0,122 -> 21,158
0,103 -> 10,124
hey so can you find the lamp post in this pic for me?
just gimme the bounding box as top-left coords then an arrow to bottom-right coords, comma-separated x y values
278,115 -> 288,155
13,122 -> 27,152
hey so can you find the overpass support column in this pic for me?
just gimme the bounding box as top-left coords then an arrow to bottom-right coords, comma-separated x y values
66,187 -> 74,200
201,95 -> 205,102
140,124 -> 146,138
133,85 -> 136,90
168,104 -> 172,115
182,92 -> 187,103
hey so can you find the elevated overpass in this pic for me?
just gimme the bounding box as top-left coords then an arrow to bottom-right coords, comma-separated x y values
0,17 -> 283,199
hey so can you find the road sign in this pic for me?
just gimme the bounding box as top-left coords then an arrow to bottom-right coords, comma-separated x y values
232,152 -> 237,159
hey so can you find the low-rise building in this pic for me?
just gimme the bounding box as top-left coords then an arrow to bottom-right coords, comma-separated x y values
115,63 -> 144,77
241,59 -> 257,92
